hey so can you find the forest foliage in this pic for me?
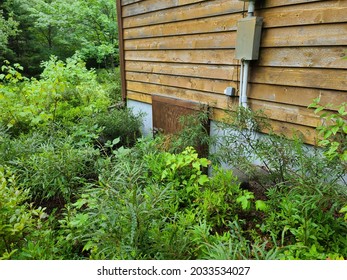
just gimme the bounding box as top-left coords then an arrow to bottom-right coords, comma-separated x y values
0,0 -> 118,76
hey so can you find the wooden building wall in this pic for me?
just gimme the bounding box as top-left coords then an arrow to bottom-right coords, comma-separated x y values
117,0 -> 347,144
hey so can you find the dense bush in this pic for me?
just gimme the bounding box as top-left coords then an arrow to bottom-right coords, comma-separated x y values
212,106 -> 347,259
8,132 -> 99,203
95,108 -> 142,151
96,68 -> 122,102
0,165 -> 53,259
309,99 -> 347,171
0,56 -> 111,136
58,145 -> 261,260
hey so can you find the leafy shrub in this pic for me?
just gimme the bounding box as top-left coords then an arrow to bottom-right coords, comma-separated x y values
7,131 -> 99,203
165,111 -> 211,157
58,144 -> 212,259
96,68 -> 122,102
0,56 -> 111,135
147,146 -> 209,205
211,106 -> 347,259
0,166 -> 50,259
309,99 -> 347,232
309,99 -> 347,171
58,140 -> 279,260
3,53 -> 347,261
214,106 -> 346,187
196,167 -> 250,227
262,183 -> 347,259
94,108 -> 142,151
191,220 -> 279,260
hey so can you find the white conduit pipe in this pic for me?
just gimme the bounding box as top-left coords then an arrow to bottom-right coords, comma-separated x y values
247,1 -> 255,17
241,60 -> 250,108
239,59 -> 244,107
239,0 -> 255,109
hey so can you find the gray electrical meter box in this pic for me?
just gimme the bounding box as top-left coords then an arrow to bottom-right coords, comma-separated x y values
235,16 -> 263,60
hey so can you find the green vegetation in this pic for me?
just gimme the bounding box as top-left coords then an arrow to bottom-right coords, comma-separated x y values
0,57 -> 346,260
0,0 -> 118,75
309,99 -> 347,171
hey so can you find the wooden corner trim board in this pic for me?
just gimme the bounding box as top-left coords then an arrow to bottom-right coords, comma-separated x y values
116,0 -> 127,101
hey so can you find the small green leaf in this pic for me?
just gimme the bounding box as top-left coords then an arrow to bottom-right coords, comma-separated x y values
331,126 -> 339,135
192,161 -> 200,170
255,200 -> 268,211
340,206 -> 347,213
338,106 -> 345,115
197,175 -> 209,185
83,240 -> 96,251
324,130 -> 333,139
314,106 -> 324,114
112,137 -> 120,145
72,198 -> 87,209
236,195 -> 253,210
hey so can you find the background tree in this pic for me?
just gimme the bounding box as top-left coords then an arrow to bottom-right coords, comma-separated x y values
0,0 -> 118,76
0,9 -> 19,62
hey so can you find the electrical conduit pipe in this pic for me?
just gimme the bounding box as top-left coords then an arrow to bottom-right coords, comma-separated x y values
239,0 -> 255,109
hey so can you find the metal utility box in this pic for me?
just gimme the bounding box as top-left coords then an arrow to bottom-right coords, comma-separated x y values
235,16 -> 263,60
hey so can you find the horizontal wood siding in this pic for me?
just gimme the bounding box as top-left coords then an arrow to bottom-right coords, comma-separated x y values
118,0 -> 347,144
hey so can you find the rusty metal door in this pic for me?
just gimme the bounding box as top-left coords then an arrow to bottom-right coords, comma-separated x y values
152,94 -> 209,156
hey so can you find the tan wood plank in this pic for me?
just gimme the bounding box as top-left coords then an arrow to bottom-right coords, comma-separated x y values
127,90 -> 152,103
126,71 -> 238,94
250,99 -> 321,128
261,23 -> 347,47
125,61 -> 238,80
126,74 -> 347,110
123,0 -> 244,28
126,71 -> 347,109
265,120 -> 318,145
124,23 -> 347,51
258,3 -> 347,28
124,32 -> 236,50
122,0 -> 330,28
126,81 -> 235,109
122,0 -> 206,17
259,0 -> 322,8
125,61 -> 347,92
121,0 -> 142,6
248,84 -> 347,108
124,13 -> 239,39
125,47 -> 347,69
251,67 -> 347,91
125,49 -> 237,65
258,47 -> 347,69
123,1 -> 346,37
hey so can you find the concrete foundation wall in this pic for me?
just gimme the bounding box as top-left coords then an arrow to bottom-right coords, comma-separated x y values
127,99 -> 153,137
